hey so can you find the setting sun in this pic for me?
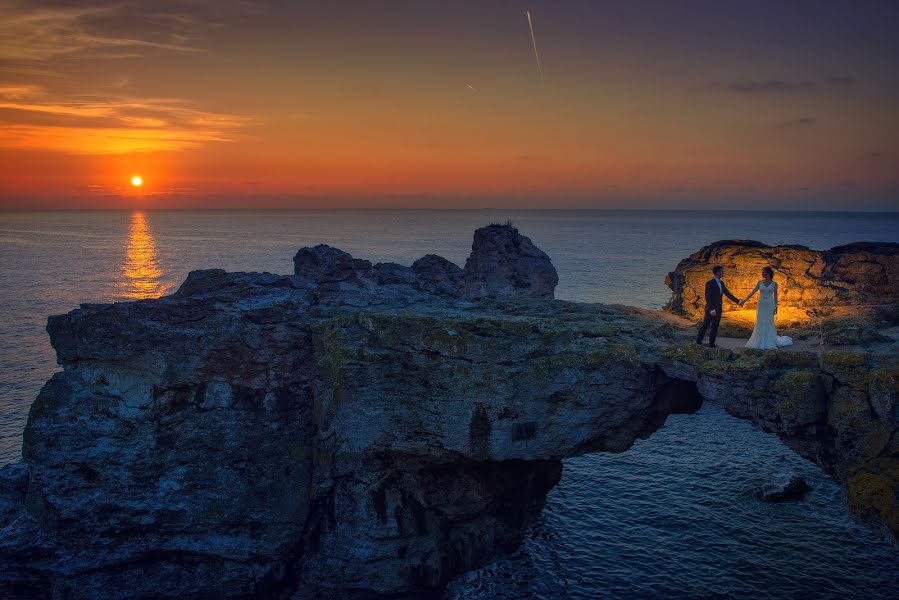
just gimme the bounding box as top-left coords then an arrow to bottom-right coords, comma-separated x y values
130,175 -> 143,187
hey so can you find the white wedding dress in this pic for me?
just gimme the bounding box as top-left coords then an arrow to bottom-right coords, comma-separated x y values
745,281 -> 793,349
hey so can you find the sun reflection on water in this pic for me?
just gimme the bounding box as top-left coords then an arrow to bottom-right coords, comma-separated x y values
119,211 -> 166,299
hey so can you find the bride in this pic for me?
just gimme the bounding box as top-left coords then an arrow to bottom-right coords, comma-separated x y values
739,266 -> 793,349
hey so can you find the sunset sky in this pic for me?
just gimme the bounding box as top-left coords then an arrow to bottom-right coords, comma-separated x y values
1,1 -> 897,210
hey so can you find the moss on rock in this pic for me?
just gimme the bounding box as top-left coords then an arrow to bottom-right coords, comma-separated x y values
846,467 -> 899,540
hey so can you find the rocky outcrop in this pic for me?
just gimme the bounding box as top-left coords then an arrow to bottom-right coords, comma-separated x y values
665,240 -> 899,319
462,223 -> 558,300
411,254 -> 464,297
1,226 -> 896,598
759,475 -> 811,503
0,224 -> 696,599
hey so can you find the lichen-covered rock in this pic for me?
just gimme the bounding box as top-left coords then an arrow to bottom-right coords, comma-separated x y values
846,461 -> 899,541
665,240 -> 899,319
0,228 -> 695,599
463,223 -> 558,300
819,309 -> 895,346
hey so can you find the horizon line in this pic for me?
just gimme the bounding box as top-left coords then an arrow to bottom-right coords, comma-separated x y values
2,207 -> 899,215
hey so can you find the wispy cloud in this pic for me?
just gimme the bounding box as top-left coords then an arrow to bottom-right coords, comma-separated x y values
777,116 -> 817,128
726,80 -> 816,93
0,1 -> 208,61
0,1 -> 261,62
0,64 -> 64,78
0,123 -> 239,154
0,85 -> 248,153
0,84 -> 44,99
715,76 -> 857,94
826,76 -> 856,87
0,2 -> 255,154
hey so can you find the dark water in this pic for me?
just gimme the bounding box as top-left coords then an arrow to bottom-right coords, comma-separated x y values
447,405 -> 899,599
1,209 -> 898,598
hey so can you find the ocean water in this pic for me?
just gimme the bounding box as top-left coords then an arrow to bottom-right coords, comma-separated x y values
1,209 -> 898,597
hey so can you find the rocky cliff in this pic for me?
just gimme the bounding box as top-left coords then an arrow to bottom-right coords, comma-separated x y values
0,224 -> 698,599
1,225 -> 896,598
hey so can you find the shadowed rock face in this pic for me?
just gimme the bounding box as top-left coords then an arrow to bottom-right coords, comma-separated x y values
289,223 -> 557,303
0,227 -> 896,599
665,240 -> 899,319
0,225 -> 692,599
411,254 -> 464,297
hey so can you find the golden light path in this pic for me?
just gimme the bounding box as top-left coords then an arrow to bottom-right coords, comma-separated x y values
120,211 -> 166,300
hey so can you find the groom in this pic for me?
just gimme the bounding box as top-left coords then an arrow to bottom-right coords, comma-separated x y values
696,265 -> 740,348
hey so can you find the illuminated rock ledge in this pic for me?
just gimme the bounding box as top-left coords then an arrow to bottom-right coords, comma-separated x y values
665,239 -> 899,345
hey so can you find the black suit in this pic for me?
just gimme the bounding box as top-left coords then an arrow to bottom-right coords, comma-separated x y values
697,277 -> 740,345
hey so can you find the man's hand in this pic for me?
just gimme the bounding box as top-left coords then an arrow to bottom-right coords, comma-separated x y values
710,309 -> 716,316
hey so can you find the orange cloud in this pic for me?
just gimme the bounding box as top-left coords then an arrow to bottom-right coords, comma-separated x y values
0,124 -> 237,154
0,85 -> 248,153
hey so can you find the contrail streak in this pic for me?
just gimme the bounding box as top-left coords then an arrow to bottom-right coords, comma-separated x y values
526,10 -> 544,81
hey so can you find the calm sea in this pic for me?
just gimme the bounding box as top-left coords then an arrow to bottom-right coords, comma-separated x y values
2,209 -> 898,598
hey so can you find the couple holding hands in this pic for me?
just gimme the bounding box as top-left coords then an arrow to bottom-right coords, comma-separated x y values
696,265 -> 793,350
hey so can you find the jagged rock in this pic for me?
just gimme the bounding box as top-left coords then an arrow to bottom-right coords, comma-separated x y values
463,223 -> 558,300
665,240 -> 899,319
759,474 -> 812,502
373,262 -> 417,286
411,254 -> 464,297
294,244 -> 373,284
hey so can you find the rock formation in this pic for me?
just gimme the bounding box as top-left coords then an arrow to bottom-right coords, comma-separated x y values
665,240 -> 899,318
462,223 -> 558,300
759,475 -> 812,503
1,225 -> 896,599
0,225 -> 695,598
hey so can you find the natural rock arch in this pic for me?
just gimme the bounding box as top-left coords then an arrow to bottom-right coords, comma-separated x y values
0,225 -> 895,598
